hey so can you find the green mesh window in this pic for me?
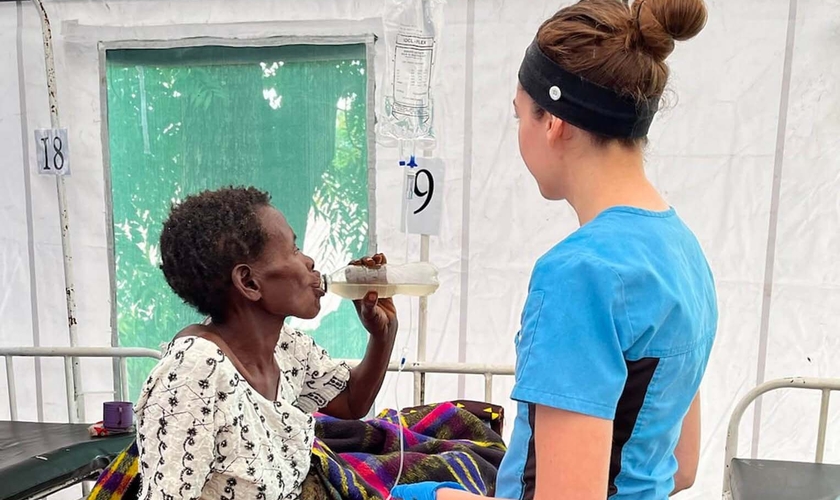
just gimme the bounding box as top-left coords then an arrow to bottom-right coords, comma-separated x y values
104,44 -> 371,399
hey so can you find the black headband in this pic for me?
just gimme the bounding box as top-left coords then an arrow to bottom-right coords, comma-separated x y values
518,40 -> 659,139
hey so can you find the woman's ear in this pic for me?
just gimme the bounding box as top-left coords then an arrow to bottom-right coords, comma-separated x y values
231,264 -> 261,302
546,115 -> 567,146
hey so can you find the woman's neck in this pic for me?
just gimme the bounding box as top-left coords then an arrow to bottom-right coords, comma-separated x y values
564,145 -> 668,226
210,310 -> 285,372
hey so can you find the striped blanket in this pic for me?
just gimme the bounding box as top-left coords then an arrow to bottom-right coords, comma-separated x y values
89,401 -> 506,500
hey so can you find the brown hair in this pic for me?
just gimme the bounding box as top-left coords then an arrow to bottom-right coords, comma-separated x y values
533,0 -> 707,143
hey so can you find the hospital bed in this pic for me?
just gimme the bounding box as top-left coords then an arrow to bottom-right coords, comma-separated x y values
0,420 -> 134,500
0,346 -> 513,500
723,377 -> 840,500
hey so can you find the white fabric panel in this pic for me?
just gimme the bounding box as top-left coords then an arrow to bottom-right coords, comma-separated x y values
648,1 -> 791,158
0,2 -> 38,423
760,0 -> 840,465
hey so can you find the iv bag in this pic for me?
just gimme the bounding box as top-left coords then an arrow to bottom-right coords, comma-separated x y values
378,0 -> 446,150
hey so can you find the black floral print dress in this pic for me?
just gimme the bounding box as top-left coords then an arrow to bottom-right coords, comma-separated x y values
135,326 -> 350,500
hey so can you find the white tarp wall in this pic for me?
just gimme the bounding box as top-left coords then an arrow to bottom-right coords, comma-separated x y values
1,0 -> 839,498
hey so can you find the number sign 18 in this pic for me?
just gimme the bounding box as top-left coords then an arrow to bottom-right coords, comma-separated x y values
35,128 -> 71,176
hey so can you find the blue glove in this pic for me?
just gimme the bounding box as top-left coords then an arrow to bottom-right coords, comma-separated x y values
390,481 -> 466,500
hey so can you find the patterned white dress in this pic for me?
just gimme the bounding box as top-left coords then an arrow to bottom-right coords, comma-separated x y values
135,326 -> 350,500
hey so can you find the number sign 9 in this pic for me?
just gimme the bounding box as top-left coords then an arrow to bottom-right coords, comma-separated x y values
402,159 -> 444,236
412,168 -> 434,214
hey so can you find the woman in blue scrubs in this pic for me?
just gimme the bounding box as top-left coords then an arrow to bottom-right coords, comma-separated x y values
392,0 -> 717,499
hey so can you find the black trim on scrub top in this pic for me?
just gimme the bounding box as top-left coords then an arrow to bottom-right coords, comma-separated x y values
522,403 -> 537,500
608,357 -> 661,496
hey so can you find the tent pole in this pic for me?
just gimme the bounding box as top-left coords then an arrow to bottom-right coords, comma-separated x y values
32,0 -> 84,423
416,234 -> 430,405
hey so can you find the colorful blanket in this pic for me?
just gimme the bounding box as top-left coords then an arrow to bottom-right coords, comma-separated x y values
308,401 -> 506,499
88,402 -> 506,500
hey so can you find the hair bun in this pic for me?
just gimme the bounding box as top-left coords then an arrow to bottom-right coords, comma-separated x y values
633,0 -> 708,61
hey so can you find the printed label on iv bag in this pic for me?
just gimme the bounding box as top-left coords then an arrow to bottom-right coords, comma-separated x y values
392,27 -> 434,120
401,158 -> 444,236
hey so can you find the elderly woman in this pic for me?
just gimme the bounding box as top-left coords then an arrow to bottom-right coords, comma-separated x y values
135,186 -> 397,500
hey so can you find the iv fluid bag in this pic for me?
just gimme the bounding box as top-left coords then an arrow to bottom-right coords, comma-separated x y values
378,0 -> 446,150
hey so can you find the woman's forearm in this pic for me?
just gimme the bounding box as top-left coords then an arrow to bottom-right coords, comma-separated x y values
344,334 -> 395,417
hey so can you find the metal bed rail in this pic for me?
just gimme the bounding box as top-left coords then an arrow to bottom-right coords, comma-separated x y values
0,346 -> 514,422
722,376 -> 840,499
343,359 -> 515,406
0,346 -> 162,423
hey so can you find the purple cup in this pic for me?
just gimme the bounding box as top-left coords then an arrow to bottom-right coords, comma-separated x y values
103,401 -> 134,430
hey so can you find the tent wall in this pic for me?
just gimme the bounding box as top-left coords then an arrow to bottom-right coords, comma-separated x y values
0,0 -> 838,498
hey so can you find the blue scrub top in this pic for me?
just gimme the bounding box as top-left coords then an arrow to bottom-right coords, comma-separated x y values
496,207 -> 717,500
